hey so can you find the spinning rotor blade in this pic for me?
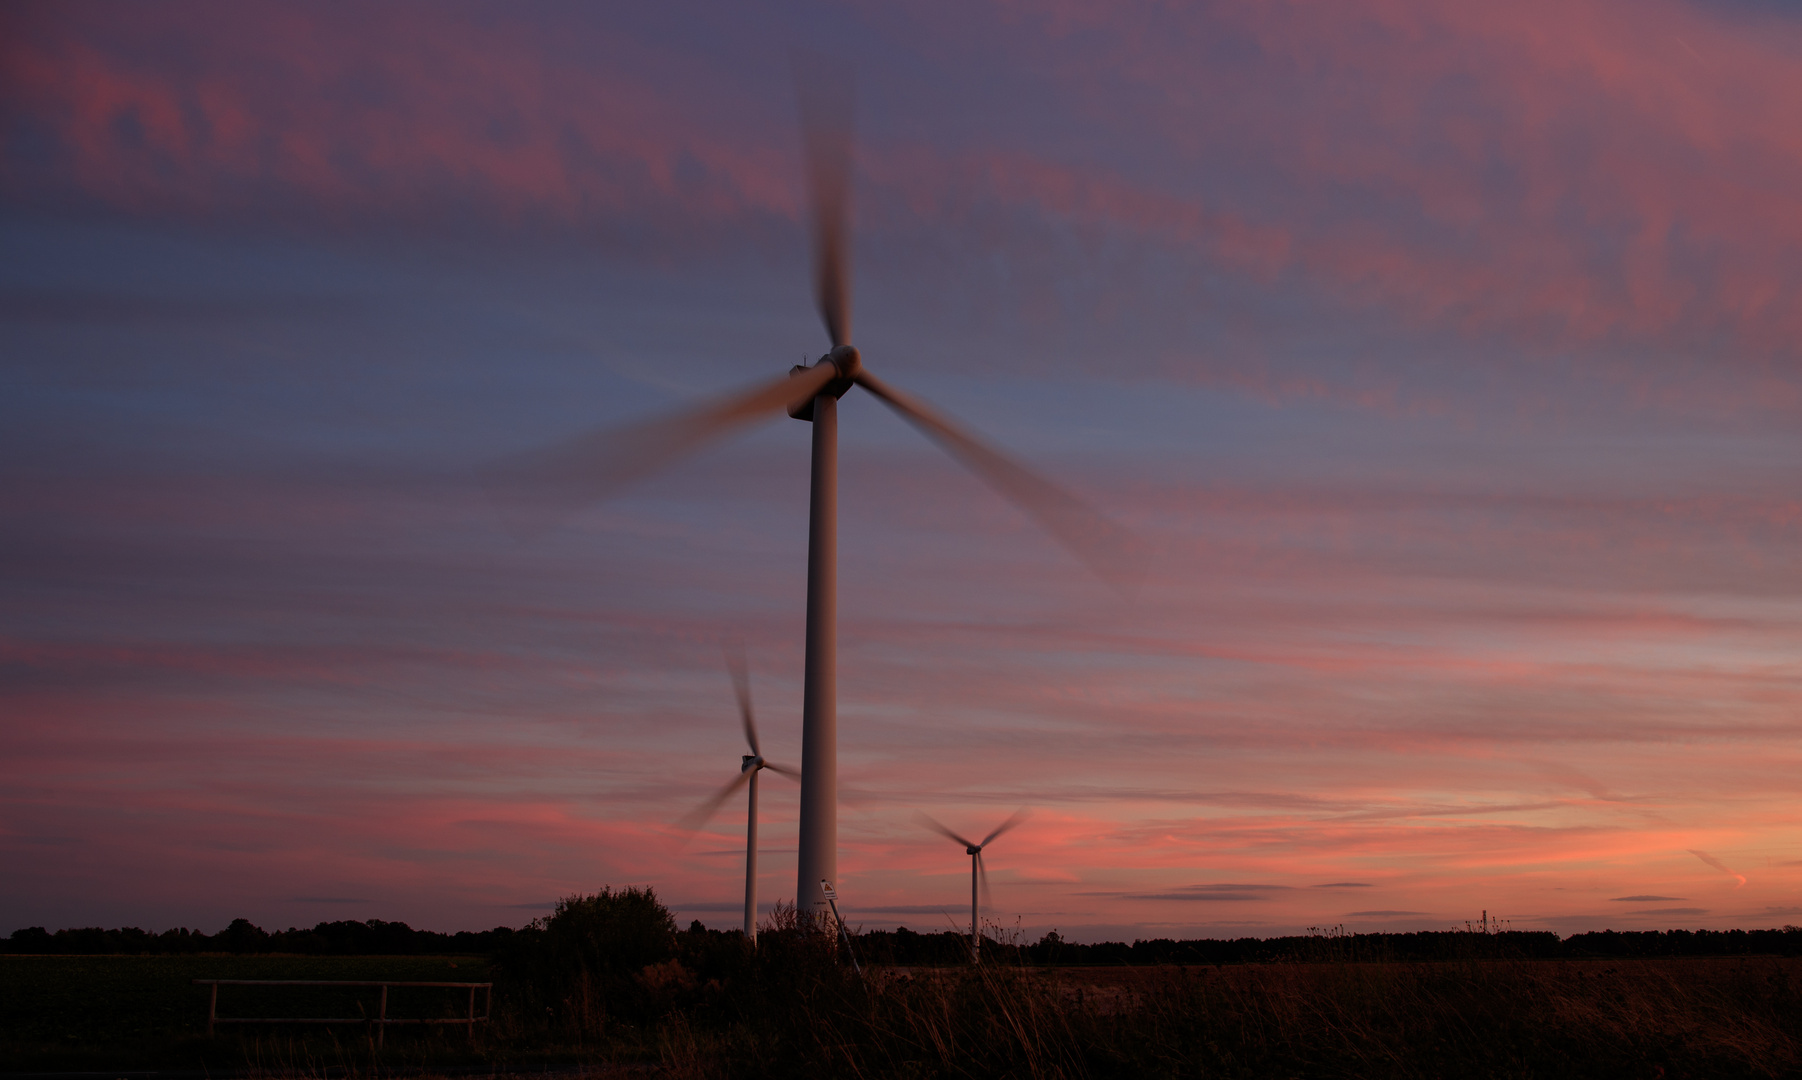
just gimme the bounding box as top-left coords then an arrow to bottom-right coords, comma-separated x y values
916,811 -> 978,850
762,761 -> 802,780
725,645 -> 759,757
853,371 -> 1143,590
795,58 -> 854,348
486,363 -> 839,520
977,850 -> 991,909
980,807 -> 1031,849
675,770 -> 753,836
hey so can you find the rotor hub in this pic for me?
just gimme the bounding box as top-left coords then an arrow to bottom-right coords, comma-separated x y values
827,344 -> 861,378
742,755 -> 763,772
966,845 -> 981,856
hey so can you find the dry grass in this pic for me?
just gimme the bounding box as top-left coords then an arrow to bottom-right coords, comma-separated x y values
691,951 -> 1802,1079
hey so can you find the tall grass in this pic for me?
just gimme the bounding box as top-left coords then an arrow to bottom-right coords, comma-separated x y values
675,944 -> 1800,1079
523,902 -> 1800,1079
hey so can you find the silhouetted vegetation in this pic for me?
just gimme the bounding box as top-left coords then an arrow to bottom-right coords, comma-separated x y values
13,913 -> 1801,962
515,901 -> 1802,1078
8,895 -> 1802,1077
491,885 -> 683,1036
882,924 -> 1802,964
1,918 -> 517,956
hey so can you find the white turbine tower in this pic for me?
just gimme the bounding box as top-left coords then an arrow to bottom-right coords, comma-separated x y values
492,71 -> 1136,926
919,809 -> 1029,962
678,653 -> 798,943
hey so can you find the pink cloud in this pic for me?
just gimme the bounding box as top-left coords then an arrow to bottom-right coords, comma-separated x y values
9,0 -> 1802,383
0,4 -> 797,234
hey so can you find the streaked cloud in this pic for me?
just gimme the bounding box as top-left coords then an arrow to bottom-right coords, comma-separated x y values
3,0 -> 1800,939
1688,850 -> 1748,889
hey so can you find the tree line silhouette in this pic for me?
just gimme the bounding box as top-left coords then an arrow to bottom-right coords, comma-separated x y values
7,914 -> 1801,960
1,918 -> 519,956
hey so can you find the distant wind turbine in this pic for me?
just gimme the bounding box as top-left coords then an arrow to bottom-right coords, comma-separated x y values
919,809 -> 1030,962
678,652 -> 799,943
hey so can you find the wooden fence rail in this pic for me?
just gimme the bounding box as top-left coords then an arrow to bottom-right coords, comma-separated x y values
192,979 -> 492,1048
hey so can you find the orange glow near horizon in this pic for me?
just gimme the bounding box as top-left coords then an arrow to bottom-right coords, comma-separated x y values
2,0 -> 1800,940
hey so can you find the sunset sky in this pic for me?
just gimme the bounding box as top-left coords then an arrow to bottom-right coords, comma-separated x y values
4,0 -> 1800,943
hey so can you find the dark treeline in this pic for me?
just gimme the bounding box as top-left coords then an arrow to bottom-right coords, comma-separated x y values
8,914 -> 1802,961
955,925 -> 1802,963
1,918 -> 518,956
854,925 -> 1802,964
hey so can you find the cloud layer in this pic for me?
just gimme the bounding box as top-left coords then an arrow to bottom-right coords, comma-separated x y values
3,0 -> 1800,938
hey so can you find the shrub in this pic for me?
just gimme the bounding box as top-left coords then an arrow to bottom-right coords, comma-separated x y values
492,886 -> 681,1042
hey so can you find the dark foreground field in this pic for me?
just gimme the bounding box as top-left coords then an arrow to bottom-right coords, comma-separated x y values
8,892 -> 1802,1079
0,953 -> 495,1073
6,951 -> 1801,1078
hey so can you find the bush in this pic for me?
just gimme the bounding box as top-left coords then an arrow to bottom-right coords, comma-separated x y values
492,886 -> 682,1042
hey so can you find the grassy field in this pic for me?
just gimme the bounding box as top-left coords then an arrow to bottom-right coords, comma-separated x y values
0,953 -> 492,1072
713,955 -> 1802,1079
6,950 -> 1801,1077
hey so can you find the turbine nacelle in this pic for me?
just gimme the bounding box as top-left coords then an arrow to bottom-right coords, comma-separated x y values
742,754 -> 764,773
787,345 -> 861,420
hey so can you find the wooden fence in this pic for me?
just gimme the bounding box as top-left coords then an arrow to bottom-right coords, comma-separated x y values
193,979 -> 492,1048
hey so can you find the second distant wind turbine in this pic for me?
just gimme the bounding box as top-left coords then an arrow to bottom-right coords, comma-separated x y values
920,809 -> 1029,962
678,653 -> 798,943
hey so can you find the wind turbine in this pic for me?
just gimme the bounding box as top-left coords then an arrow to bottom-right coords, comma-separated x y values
677,651 -> 799,943
492,73 -> 1137,925
919,809 -> 1030,962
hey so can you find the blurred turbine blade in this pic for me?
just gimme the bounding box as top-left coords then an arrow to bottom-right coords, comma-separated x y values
675,771 -> 753,837
853,370 -> 1143,591
763,761 -> 802,780
980,807 -> 1031,849
977,850 -> 991,910
794,53 -> 854,348
916,811 -> 977,850
485,363 -> 839,529
724,643 -> 759,757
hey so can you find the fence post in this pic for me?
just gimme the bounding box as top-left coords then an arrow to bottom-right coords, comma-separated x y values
377,984 -> 388,1051
466,985 -> 476,1042
207,983 -> 217,1039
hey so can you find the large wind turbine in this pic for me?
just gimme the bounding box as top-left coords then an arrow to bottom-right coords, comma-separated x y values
677,652 -> 798,943
919,809 -> 1029,962
493,76 -> 1135,925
